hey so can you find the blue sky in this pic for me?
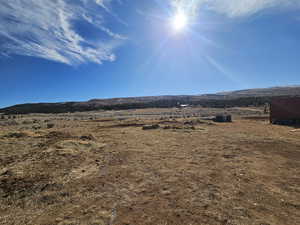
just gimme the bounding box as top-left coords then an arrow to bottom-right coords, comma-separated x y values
1,0 -> 300,108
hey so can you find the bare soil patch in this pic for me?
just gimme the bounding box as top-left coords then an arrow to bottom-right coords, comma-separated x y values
0,108 -> 299,225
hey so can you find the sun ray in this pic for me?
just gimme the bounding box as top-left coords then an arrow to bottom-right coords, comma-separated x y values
172,12 -> 188,31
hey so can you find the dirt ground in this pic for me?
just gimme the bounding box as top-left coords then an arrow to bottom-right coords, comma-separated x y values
0,107 -> 299,225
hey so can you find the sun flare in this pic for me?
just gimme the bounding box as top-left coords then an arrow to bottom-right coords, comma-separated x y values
172,12 -> 188,31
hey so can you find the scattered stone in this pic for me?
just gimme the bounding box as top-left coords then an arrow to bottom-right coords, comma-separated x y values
163,125 -> 196,130
47,123 -> 55,129
80,134 -> 96,141
290,129 -> 300,132
32,125 -> 42,130
163,125 -> 172,129
189,126 -> 196,130
184,120 -> 194,125
45,131 -> 72,139
4,132 -> 28,138
223,154 -> 236,159
0,168 -> 11,176
142,124 -> 160,130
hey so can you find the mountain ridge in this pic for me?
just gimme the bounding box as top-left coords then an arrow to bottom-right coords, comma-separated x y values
1,86 -> 300,114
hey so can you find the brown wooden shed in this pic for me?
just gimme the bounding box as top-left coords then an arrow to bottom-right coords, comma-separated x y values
270,97 -> 300,124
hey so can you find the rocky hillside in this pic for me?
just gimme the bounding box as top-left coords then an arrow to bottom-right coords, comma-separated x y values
1,86 -> 300,114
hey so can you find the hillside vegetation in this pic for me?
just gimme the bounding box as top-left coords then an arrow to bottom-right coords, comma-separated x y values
1,86 -> 300,114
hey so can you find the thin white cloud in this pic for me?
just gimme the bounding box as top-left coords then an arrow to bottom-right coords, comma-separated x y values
94,0 -> 128,26
208,0 -> 300,17
170,0 -> 300,18
0,0 -> 125,65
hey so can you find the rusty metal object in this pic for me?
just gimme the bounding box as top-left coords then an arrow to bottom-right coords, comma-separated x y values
270,97 -> 300,124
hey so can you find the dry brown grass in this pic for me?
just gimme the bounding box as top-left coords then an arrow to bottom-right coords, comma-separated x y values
0,107 -> 299,225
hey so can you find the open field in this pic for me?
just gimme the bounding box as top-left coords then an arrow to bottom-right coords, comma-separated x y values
0,107 -> 299,225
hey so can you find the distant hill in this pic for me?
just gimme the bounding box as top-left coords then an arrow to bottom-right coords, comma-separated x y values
1,86 -> 300,114
216,86 -> 300,97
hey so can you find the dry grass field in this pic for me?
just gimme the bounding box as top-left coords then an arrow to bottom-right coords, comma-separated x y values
0,107 -> 299,225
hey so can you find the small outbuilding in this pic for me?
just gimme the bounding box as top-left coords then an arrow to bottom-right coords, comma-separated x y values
213,114 -> 232,123
270,97 -> 300,125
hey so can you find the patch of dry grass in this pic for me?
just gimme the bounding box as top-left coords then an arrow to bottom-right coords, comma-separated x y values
0,108 -> 299,225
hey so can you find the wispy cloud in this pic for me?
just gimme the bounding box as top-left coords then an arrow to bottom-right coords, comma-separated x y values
0,0 -> 125,65
207,0 -> 300,17
170,0 -> 300,18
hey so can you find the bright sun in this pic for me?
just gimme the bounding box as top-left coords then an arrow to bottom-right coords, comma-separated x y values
172,12 -> 188,31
